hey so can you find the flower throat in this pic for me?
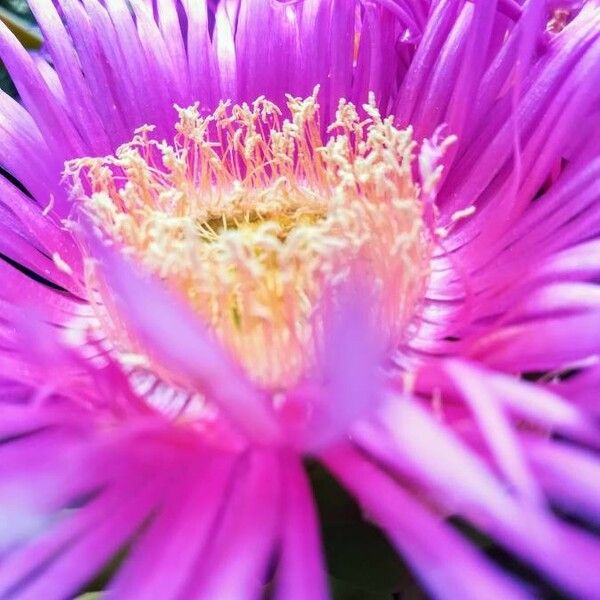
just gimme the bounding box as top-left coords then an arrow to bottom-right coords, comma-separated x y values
66,90 -> 432,389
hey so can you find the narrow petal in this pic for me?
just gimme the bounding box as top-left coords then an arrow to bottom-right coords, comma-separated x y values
0,20 -> 86,166
470,314 -> 600,371
526,440 -> 600,525
0,474 -> 163,599
193,450 -> 281,600
324,444 -> 528,600
275,454 -> 328,600
298,281 -> 381,451
92,241 -> 280,442
28,0 -> 112,154
360,397 -> 600,598
108,452 -> 238,599
444,361 -> 543,505
183,0 -> 218,107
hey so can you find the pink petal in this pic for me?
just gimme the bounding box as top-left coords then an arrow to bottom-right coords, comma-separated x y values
92,242 -> 280,442
275,454 -> 328,600
193,450 -> 281,600
444,360 -> 543,505
324,443 -> 528,600
108,451 -> 238,599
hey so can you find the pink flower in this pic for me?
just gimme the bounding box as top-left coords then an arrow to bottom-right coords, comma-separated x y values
1,1 -> 600,598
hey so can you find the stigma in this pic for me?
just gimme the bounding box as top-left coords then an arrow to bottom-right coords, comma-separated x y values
66,89 -> 433,389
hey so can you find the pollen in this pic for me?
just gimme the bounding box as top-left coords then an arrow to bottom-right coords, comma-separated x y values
66,89 -> 432,389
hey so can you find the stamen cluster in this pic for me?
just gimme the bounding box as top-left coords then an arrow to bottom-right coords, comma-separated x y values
66,90 -> 431,388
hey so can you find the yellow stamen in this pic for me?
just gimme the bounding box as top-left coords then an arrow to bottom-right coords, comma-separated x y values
66,89 -> 432,389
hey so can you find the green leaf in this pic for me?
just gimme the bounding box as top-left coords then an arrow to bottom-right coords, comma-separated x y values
329,576 -> 395,600
306,461 -> 361,525
0,0 -> 35,20
323,522 -> 410,594
82,546 -> 130,593
0,6 -> 42,49
308,461 -> 413,595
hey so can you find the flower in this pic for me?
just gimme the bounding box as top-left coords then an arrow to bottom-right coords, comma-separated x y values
1,0 -> 600,598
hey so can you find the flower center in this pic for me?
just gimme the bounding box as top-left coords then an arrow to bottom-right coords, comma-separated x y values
66,90 -> 432,389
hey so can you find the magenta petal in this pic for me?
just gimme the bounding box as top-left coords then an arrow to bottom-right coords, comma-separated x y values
299,282 -> 381,451
0,19 -> 86,164
527,439 -> 600,525
59,0 -> 131,144
470,314 -> 600,371
156,0 -> 190,100
235,0 -> 301,106
324,444 -> 528,600
275,454 -> 328,600
360,396 -> 600,599
452,363 -> 595,444
28,0 -> 112,154
0,91 -> 57,202
0,259 -> 83,322
554,364 -> 600,416
394,0 -> 463,127
108,451 -> 237,599
193,450 -> 281,600
536,239 -> 600,282
0,3 -> 599,599
358,398 -> 517,518
92,242 -> 280,442
213,0 -> 237,99
183,0 -> 218,108
0,472 -> 164,600
444,360 -> 543,505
